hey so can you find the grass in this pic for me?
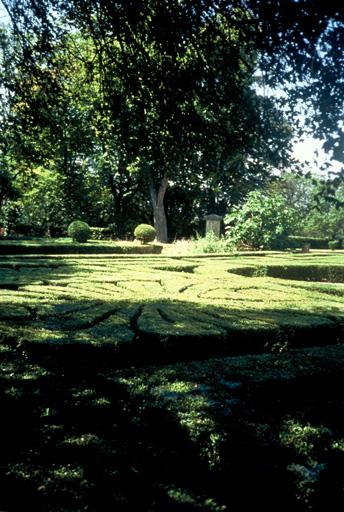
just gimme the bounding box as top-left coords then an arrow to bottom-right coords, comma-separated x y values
0,248 -> 344,511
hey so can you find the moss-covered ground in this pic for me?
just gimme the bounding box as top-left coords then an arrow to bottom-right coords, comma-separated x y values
0,250 -> 344,511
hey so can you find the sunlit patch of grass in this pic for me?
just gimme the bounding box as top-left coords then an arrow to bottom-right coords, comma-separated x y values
0,252 -> 342,361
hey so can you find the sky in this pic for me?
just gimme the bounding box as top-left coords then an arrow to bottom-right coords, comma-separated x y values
0,1 -> 342,178
293,138 -> 342,177
0,1 -> 7,23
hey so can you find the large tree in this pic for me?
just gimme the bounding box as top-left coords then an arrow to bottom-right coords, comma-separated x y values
1,0 -> 296,241
0,25 -> 153,234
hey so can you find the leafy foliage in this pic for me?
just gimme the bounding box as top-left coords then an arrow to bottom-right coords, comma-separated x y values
287,236 -> 329,250
224,190 -> 297,250
1,1 -> 344,240
192,232 -> 232,254
0,2 -> 295,241
90,226 -> 116,240
289,181 -> 344,240
0,168 -> 18,206
300,205 -> 344,241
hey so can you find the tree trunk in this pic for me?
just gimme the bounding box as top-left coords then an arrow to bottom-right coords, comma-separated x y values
150,176 -> 168,243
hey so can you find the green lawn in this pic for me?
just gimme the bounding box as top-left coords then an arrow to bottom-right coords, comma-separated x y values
1,250 -> 344,511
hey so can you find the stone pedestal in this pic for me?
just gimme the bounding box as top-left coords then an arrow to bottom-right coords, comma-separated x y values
204,214 -> 223,238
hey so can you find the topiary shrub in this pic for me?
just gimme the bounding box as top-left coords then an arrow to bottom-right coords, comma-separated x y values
134,224 -> 156,244
328,240 -> 341,250
67,220 -> 91,243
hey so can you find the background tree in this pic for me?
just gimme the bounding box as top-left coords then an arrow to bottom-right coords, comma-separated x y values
268,172 -> 344,241
3,1 -> 344,240
0,27 -> 136,235
1,1 -> 294,241
296,182 -> 344,240
224,190 -> 297,250
251,0 -> 344,171
0,168 -> 17,210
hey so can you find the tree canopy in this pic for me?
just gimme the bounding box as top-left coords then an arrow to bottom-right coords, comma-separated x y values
1,0 -> 344,240
4,0 -> 344,135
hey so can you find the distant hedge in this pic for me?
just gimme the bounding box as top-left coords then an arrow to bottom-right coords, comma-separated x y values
328,240 -> 342,250
229,264 -> 344,282
0,243 -> 163,255
287,236 -> 330,249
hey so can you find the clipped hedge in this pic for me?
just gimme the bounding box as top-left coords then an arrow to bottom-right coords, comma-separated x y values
287,236 -> 329,249
229,264 -> 344,282
0,243 -> 163,255
67,221 -> 91,243
328,240 -> 342,250
2,340 -> 344,511
1,252 -> 344,512
108,344 -> 344,511
134,224 -> 156,244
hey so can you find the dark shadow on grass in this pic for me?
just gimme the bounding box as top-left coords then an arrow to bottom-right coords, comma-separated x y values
1,270 -> 344,511
2,337 -> 344,511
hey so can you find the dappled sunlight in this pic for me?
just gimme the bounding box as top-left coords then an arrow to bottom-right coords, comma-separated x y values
110,344 -> 344,511
1,252 -> 344,510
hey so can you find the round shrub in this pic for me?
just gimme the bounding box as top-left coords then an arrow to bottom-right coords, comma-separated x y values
67,220 -> 91,243
134,224 -> 156,244
328,240 -> 341,250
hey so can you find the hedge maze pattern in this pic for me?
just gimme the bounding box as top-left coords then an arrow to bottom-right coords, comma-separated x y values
1,254 -> 344,362
1,252 -> 344,511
